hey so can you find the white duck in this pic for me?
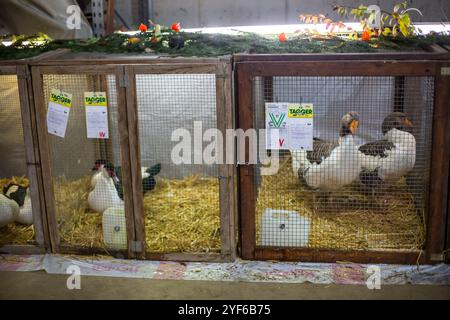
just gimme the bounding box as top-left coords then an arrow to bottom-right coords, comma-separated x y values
0,193 -> 19,228
88,167 -> 124,214
291,111 -> 362,191
359,112 -> 415,190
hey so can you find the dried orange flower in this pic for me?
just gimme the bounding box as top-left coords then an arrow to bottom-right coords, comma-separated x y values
361,30 -> 371,41
171,22 -> 181,32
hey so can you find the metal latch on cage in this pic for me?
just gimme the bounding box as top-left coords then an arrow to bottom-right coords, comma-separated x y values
441,67 -> 450,75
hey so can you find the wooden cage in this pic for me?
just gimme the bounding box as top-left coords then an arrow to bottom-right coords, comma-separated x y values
0,52 -> 60,254
235,47 -> 450,264
29,52 -> 236,261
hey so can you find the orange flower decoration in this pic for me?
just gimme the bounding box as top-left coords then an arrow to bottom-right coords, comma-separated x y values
278,32 -> 287,42
171,22 -> 181,32
361,30 -> 371,41
139,23 -> 148,32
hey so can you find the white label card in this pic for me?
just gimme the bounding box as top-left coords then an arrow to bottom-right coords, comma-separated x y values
47,89 -> 72,138
265,102 -> 313,150
85,92 -> 109,139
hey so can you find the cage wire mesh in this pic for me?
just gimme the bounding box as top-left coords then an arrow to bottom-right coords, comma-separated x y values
0,75 -> 36,246
254,76 -> 434,251
135,73 -> 221,253
42,73 -> 127,252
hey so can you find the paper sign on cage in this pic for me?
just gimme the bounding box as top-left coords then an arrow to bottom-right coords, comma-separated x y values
47,89 -> 72,138
265,103 -> 313,150
84,91 -> 109,139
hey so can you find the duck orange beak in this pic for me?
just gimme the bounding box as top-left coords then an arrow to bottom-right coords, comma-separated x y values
404,118 -> 413,127
349,120 -> 359,135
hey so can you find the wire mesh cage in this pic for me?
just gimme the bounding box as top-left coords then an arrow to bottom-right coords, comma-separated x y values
0,65 -> 45,253
31,65 -> 134,257
237,57 -> 450,264
127,61 -> 235,261
254,76 -> 433,251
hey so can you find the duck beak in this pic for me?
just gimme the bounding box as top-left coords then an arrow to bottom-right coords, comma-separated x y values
349,120 -> 359,135
404,118 -> 413,127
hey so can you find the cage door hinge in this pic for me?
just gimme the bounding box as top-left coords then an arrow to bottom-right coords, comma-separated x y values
119,73 -> 129,88
441,67 -> 450,75
131,240 -> 143,253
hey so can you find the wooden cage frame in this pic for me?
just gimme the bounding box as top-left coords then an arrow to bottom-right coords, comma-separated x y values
0,52 -> 63,254
28,52 -> 236,261
447,161 -> 450,264
235,49 -> 450,264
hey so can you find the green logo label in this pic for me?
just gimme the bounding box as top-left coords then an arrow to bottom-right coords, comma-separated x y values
269,112 -> 286,128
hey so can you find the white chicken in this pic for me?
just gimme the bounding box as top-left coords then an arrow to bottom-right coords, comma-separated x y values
88,167 -> 124,214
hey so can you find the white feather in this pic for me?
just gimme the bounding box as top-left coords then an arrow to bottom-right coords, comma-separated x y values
91,170 -> 102,188
141,167 -> 150,179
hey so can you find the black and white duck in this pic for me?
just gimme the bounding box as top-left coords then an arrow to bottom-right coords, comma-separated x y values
291,111 -> 361,191
358,112 -> 415,191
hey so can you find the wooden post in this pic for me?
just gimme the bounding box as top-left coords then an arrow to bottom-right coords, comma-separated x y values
105,0 -> 115,35
124,66 -> 146,259
447,171 -> 450,264
236,63 -> 256,260
216,61 -> 236,260
115,66 -> 139,259
30,66 -> 60,252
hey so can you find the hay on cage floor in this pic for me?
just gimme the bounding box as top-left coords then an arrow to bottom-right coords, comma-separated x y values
144,175 -> 220,253
255,155 -> 426,251
53,174 -> 220,253
0,176 -> 35,246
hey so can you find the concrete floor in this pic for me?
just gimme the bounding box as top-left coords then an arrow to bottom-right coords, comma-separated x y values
0,271 -> 449,299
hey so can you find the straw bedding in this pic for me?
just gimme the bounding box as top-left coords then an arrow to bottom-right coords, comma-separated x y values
52,174 -> 220,253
